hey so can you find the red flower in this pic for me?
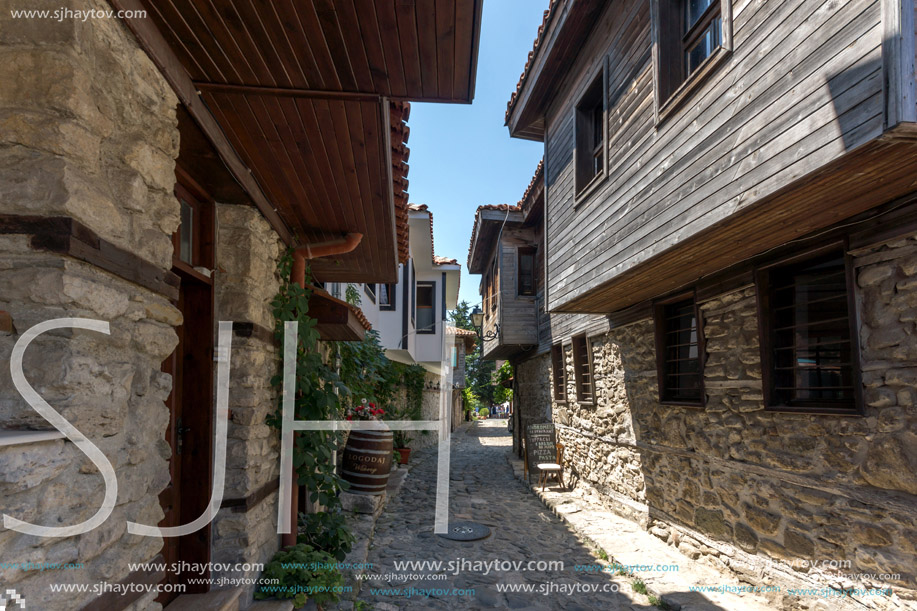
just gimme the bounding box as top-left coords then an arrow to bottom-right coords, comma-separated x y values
356,405 -> 363,411
369,402 -> 376,408
346,415 -> 353,421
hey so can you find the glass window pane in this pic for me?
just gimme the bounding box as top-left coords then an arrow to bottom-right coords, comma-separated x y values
685,17 -> 721,76
686,0 -> 715,30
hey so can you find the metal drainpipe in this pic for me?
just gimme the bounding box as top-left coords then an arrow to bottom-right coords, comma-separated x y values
282,233 -> 364,548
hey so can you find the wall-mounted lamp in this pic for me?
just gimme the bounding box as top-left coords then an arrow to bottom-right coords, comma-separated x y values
470,305 -> 499,341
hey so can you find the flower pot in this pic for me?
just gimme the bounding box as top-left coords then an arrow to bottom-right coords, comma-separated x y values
395,447 -> 411,464
341,421 -> 392,495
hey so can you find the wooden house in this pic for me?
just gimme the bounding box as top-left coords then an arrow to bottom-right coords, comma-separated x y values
493,0 -> 917,607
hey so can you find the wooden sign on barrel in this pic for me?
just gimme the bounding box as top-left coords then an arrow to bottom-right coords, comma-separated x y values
524,422 -> 557,482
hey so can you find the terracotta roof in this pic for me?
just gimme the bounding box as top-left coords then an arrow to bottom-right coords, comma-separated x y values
433,255 -> 459,266
447,326 -> 477,337
506,1 -> 559,123
466,160 -> 543,268
392,101 -> 411,264
446,325 -> 477,350
519,159 -> 544,218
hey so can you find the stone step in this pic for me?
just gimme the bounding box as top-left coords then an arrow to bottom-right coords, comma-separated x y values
165,587 -> 243,611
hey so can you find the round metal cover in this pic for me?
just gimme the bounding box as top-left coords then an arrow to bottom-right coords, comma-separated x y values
437,521 -> 491,541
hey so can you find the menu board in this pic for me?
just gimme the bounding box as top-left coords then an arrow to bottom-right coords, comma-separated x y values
524,422 -> 557,477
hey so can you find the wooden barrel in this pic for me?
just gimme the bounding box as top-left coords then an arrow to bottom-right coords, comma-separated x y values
341,427 -> 392,495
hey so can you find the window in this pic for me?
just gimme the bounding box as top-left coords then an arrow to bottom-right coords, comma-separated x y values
172,181 -> 213,270
416,281 -> 435,334
575,70 -> 605,195
364,283 -> 376,304
451,346 -> 458,368
757,250 -> 860,414
654,0 -> 731,111
518,247 -> 536,296
379,283 -> 396,310
654,295 -> 704,405
410,262 -> 416,326
571,335 -> 594,403
551,344 -> 566,402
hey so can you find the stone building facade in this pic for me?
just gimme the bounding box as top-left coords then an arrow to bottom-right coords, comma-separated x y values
0,2 -> 181,608
510,231 -> 917,610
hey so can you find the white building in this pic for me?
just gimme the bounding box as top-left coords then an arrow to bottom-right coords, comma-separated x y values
326,204 -> 460,375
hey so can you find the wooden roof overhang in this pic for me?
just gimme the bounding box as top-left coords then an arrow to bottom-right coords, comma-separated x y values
505,0 -> 606,141
467,207 -> 525,273
307,285 -> 371,342
114,0 -> 483,283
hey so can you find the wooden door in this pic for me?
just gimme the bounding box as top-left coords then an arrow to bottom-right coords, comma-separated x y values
158,176 -> 215,604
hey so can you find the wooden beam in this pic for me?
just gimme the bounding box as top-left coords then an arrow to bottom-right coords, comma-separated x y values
109,0 -> 295,246
0,215 -> 180,300
194,81 -> 383,102
882,0 -> 917,127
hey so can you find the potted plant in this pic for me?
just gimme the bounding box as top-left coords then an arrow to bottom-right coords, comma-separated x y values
393,429 -> 412,464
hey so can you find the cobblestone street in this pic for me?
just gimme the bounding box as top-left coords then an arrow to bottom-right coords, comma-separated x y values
358,420 -> 647,610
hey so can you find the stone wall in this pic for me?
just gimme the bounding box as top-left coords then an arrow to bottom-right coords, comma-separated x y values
546,233 -> 917,609
0,1 -> 180,608
407,371 -> 443,451
211,204 -> 285,601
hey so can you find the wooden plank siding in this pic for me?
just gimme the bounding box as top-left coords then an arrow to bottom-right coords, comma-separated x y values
541,0 -> 907,313
497,232 -> 539,347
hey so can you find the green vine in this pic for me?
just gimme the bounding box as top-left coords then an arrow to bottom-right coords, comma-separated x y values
265,260 -> 431,560
267,250 -> 349,513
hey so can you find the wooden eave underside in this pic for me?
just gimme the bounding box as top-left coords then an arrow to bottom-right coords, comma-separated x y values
116,0 -> 481,283
468,210 -> 525,273
556,134 -> 917,314
507,0 -> 606,141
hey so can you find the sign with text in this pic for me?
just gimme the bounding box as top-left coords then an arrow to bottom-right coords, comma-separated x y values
524,422 -> 557,477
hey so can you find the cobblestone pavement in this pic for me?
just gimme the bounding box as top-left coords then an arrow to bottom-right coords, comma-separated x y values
357,420 -> 669,610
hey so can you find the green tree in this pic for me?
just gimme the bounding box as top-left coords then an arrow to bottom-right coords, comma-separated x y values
449,300 -> 496,407
493,360 -> 513,404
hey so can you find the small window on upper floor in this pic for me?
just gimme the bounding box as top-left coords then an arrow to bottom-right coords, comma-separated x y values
379,283 -> 396,310
364,283 -> 376,304
518,247 -> 536,296
654,0 -> 732,115
574,69 -> 606,197
416,281 -> 435,334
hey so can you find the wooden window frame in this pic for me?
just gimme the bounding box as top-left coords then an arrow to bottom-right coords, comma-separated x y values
653,291 -> 706,407
755,243 -> 864,416
571,334 -> 595,404
517,246 -> 537,296
172,173 -> 215,281
551,344 -> 567,403
379,283 -> 396,311
416,281 -> 436,335
364,283 -> 376,304
652,0 -> 733,122
574,60 -> 608,204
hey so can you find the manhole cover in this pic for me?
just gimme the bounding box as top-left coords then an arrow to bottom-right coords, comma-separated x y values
436,521 -> 491,541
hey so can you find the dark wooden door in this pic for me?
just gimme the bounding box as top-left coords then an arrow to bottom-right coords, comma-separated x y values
158,175 -> 216,604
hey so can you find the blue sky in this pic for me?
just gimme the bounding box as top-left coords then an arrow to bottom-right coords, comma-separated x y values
407,0 -> 548,307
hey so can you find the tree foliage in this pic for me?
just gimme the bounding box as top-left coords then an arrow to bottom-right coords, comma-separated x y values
449,300 -> 496,407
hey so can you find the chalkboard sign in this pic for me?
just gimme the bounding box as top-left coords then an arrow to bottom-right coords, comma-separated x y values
524,422 -> 557,481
